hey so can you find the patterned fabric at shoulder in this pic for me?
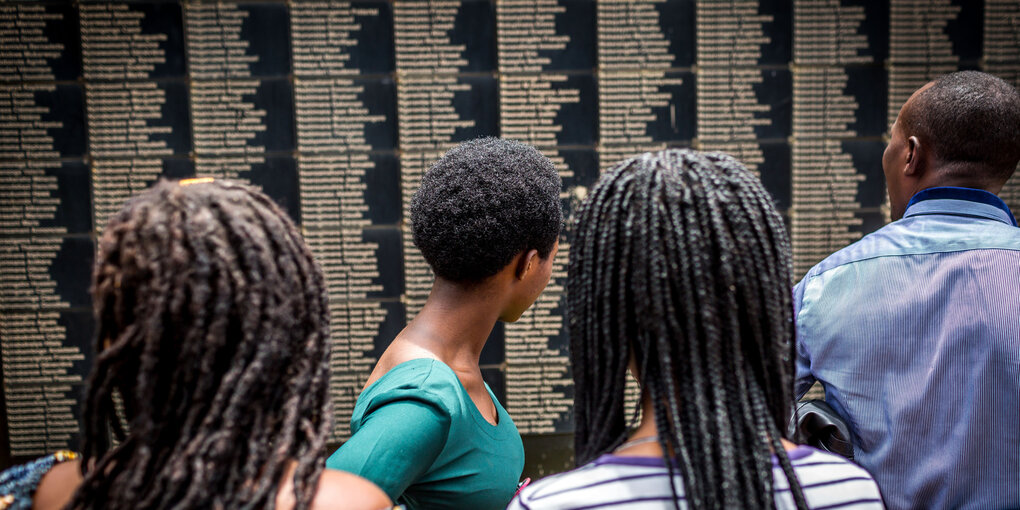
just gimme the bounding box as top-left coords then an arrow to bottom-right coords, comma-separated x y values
0,451 -> 79,510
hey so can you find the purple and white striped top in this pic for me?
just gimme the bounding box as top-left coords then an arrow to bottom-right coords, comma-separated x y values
507,446 -> 883,510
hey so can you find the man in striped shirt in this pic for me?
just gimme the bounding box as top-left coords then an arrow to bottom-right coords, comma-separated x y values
793,71 -> 1020,509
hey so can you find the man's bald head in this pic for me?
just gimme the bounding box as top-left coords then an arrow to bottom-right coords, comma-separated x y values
900,71 -> 1020,185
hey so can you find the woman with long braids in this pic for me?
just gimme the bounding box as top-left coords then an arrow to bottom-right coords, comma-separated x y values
510,150 -> 883,509
0,179 -> 391,510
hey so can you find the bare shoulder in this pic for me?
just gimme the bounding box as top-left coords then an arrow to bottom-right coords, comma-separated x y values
311,469 -> 392,510
32,458 -> 82,510
276,464 -> 391,510
364,338 -> 439,389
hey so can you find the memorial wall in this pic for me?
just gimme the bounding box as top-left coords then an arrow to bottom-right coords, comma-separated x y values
1,0 -> 1018,474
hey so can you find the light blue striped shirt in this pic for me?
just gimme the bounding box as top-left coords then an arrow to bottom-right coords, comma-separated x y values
794,187 -> 1020,510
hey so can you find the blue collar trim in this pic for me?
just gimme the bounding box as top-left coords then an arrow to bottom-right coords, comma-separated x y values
905,187 -> 1017,227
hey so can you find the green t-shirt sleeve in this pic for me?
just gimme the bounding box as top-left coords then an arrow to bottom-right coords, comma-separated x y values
325,394 -> 452,501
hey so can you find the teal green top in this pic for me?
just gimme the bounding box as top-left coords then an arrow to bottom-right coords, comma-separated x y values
326,359 -> 524,510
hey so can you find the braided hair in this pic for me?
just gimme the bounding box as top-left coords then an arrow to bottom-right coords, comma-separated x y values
567,150 -> 808,509
70,179 -> 331,509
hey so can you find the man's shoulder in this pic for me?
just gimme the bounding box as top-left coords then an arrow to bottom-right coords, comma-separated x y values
798,221 -> 907,283
801,215 -> 1020,283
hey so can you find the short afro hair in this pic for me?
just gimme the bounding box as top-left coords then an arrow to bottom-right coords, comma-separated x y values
902,71 -> 1020,182
410,137 -> 562,283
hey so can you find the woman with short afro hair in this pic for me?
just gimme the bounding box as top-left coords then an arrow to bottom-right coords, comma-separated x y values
326,137 -> 563,510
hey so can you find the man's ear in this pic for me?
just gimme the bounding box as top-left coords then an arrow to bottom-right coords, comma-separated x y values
515,249 -> 540,280
905,136 -> 922,176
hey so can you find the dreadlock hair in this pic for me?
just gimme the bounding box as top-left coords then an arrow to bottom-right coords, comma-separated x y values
70,179 -> 331,509
567,149 -> 808,509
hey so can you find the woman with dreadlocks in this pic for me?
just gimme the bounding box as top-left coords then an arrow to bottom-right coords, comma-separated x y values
0,179 -> 391,510
510,150 -> 883,509
325,138 -> 563,510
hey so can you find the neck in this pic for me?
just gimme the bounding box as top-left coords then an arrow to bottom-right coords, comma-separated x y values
634,395 -> 659,438
403,277 -> 503,370
916,163 -> 1006,196
616,395 -> 798,457
612,397 -> 664,457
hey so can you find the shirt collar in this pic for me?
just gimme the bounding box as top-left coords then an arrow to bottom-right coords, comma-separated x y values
904,186 -> 1018,227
